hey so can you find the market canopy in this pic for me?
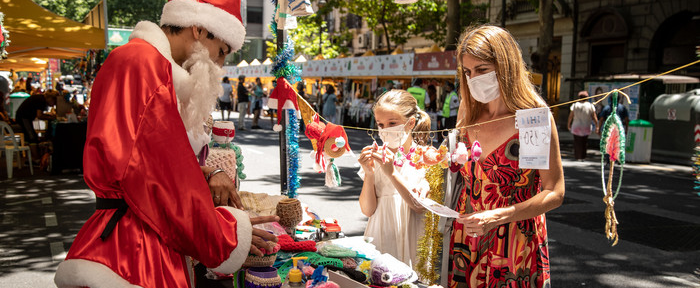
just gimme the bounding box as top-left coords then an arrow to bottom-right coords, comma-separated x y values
0,0 -> 106,68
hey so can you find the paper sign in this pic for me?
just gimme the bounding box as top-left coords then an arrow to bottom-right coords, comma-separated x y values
414,197 -> 460,218
516,107 -> 551,169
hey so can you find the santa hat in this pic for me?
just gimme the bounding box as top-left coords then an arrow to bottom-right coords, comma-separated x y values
160,0 -> 246,52
268,78 -> 300,131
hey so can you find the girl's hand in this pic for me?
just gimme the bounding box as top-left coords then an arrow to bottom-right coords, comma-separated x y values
372,147 -> 395,176
358,146 -> 376,175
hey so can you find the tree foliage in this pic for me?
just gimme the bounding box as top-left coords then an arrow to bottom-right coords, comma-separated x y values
35,0 -> 166,27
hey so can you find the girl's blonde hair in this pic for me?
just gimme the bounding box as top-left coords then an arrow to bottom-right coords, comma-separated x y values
456,25 -> 547,127
374,89 -> 431,145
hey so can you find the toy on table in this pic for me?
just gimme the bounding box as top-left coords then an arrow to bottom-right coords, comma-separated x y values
305,266 -> 340,288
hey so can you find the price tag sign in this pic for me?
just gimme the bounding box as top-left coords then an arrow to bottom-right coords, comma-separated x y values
515,107 -> 551,169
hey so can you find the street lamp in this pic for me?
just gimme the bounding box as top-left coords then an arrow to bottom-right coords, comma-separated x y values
318,0 -> 326,57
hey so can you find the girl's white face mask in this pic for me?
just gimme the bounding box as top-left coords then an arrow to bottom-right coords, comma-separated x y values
467,71 -> 501,103
378,122 -> 409,149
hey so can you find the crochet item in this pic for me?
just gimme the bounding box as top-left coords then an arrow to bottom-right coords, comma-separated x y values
276,252 -> 344,280
206,148 -> 238,182
245,267 -> 282,288
244,242 -> 281,267
277,234 -> 317,252
317,243 -> 357,258
340,257 -> 357,269
370,254 -> 417,286
239,191 -> 287,217
276,198 -> 303,228
599,90 -> 627,246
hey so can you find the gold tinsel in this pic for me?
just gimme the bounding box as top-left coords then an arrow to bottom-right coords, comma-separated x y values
415,164 -> 445,284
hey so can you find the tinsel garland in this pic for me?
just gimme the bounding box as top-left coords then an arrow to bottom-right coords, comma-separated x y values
599,91 -> 626,246
415,165 -> 445,284
268,1 -> 301,85
286,109 -> 301,198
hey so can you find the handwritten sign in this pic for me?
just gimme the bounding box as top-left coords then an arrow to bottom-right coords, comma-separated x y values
516,107 -> 551,169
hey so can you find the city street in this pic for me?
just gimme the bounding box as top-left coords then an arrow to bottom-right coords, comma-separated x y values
1,112 -> 699,287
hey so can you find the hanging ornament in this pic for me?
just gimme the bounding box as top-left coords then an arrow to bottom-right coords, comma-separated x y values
0,13 -> 10,59
304,114 -> 351,187
471,140 -> 482,161
599,91 -> 627,246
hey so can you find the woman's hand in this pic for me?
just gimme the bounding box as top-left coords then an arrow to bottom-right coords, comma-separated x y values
358,146 -> 376,175
456,209 -> 503,237
204,167 -> 243,208
249,216 -> 279,256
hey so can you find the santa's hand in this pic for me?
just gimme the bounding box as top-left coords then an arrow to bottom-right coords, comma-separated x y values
205,167 -> 237,207
249,216 -> 279,256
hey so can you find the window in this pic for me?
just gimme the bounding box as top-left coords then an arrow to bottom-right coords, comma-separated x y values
247,6 -> 263,24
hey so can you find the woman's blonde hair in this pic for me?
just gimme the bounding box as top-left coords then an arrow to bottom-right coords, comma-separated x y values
374,89 -> 431,145
456,25 -> 546,127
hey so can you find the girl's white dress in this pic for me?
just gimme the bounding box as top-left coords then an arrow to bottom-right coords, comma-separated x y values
359,144 -> 429,267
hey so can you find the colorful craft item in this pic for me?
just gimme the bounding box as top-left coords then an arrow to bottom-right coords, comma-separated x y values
599,91 -> 627,246
304,114 -> 351,187
276,198 -> 303,228
268,78 -> 300,131
0,13 -> 9,59
212,121 -> 236,144
244,267 -> 282,288
381,143 -> 388,163
394,147 -> 405,167
437,145 -> 450,169
470,140 -> 482,161
451,142 -> 469,165
370,254 -> 418,286
277,234 -> 317,252
422,146 -> 441,166
243,242 -> 281,267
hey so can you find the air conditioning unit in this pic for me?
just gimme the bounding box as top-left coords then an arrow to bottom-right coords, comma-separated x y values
357,34 -> 367,48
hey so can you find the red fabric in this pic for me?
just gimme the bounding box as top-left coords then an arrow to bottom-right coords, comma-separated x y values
181,0 -> 243,23
277,234 -> 317,252
65,38 -> 246,288
314,123 -> 351,172
212,126 -> 235,138
269,78 -> 299,125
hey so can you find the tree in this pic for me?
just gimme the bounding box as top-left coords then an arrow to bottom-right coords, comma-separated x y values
36,0 -> 166,27
531,0 -> 554,103
343,0 -> 414,54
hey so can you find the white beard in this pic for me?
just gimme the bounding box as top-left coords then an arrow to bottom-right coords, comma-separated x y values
175,41 -> 224,137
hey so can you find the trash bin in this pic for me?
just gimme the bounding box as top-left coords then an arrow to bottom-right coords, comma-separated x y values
626,119 -> 653,163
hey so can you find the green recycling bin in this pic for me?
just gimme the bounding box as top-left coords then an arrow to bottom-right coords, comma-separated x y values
626,119 -> 653,163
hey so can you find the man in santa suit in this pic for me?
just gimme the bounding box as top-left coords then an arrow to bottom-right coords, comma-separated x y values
54,1 -> 278,287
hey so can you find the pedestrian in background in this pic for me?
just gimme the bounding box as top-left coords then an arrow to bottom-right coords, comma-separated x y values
448,25 -> 564,287
237,75 -> 249,130
251,77 -> 263,129
568,90 -> 598,161
322,84 -> 337,123
219,76 -> 233,121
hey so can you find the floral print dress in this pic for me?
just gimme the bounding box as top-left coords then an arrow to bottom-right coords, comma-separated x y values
448,133 -> 551,288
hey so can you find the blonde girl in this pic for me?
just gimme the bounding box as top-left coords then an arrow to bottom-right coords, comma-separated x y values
357,89 -> 431,266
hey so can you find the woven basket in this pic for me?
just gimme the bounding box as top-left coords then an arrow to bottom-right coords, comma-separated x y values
276,198 -> 302,228
243,253 -> 277,268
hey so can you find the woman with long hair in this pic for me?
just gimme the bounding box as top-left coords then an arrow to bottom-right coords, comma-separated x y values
448,25 -> 565,287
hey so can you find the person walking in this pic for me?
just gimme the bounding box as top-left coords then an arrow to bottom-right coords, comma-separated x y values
237,75 -> 250,130
568,91 -> 598,160
251,77 -> 264,129
219,76 -> 233,120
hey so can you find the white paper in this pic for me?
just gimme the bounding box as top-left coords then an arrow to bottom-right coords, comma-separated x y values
414,197 -> 460,218
515,107 -> 551,169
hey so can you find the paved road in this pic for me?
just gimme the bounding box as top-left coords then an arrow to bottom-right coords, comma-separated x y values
1,112 -> 699,287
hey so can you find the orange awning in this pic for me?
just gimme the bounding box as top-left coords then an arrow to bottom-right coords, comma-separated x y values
0,57 -> 48,71
0,0 -> 106,69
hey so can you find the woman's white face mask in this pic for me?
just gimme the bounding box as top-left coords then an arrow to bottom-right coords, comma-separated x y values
378,121 -> 410,149
467,71 -> 501,103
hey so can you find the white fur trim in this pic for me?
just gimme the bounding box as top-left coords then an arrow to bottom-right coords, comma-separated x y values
160,0 -> 246,52
130,21 -> 190,97
273,124 -> 283,132
54,259 -> 143,288
210,207 -> 252,274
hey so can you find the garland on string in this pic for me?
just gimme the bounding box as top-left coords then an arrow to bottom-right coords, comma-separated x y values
415,165 -> 444,284
0,13 -> 9,59
599,91 -> 626,246
286,109 -> 301,198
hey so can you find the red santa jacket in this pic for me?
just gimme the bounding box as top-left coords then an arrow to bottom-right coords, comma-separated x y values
54,22 -> 251,288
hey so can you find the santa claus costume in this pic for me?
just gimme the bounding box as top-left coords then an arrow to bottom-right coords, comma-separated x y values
54,1 -> 251,287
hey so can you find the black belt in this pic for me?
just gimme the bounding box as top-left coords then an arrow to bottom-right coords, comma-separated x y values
95,197 -> 128,241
